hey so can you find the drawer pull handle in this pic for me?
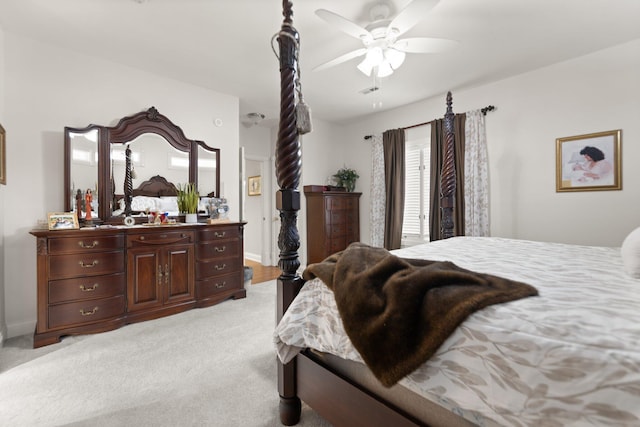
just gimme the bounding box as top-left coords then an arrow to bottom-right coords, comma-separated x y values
80,307 -> 99,316
214,246 -> 226,253
215,264 -> 227,271
79,284 -> 99,292
215,282 -> 226,289
79,260 -> 99,268
165,264 -> 169,285
78,240 -> 99,249
214,231 -> 226,238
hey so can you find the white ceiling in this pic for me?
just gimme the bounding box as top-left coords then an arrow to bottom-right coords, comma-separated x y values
1,0 -> 639,125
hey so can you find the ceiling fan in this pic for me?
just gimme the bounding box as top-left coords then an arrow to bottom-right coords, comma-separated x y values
313,0 -> 457,78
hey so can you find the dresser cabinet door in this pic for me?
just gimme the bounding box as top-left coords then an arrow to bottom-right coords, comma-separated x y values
127,248 -> 163,311
127,232 -> 195,311
164,244 -> 195,304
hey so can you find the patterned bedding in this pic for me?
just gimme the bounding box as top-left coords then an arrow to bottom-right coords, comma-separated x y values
274,237 -> 640,426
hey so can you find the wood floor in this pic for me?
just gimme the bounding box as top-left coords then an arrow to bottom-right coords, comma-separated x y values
244,259 -> 281,284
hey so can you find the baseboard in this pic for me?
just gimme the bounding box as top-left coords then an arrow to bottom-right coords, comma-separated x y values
245,252 -> 261,263
7,319 -> 35,339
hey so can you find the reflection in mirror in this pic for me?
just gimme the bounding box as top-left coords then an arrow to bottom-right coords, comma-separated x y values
67,128 -> 99,216
198,144 -> 219,197
110,133 -> 189,216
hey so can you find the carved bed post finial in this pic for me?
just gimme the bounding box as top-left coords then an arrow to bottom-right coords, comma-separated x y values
276,1 -> 303,425
440,91 -> 456,239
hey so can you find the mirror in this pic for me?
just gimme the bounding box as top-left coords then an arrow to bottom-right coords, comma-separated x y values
197,142 -> 219,197
111,133 -> 190,199
64,107 -> 220,223
64,126 -> 101,215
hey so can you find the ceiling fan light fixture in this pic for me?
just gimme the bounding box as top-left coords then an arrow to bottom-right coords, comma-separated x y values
367,47 -> 384,66
376,60 -> 394,78
385,48 -> 406,69
357,57 -> 374,76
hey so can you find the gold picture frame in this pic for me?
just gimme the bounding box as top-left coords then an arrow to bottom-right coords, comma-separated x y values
0,123 -> 6,185
248,175 -> 262,196
556,129 -> 621,192
48,212 -> 80,230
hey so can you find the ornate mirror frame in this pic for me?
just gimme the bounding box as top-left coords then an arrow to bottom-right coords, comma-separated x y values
64,107 -> 220,224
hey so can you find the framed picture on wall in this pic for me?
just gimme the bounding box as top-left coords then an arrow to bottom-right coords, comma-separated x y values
556,129 -> 621,192
48,212 -> 80,230
0,123 -> 6,185
248,175 -> 262,196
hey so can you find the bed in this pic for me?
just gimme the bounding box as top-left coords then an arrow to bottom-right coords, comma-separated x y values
111,175 -> 214,217
272,2 -> 639,426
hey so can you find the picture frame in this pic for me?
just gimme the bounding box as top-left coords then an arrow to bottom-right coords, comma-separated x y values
556,129 -> 621,192
0,123 -> 6,185
248,175 -> 262,196
48,212 -> 80,230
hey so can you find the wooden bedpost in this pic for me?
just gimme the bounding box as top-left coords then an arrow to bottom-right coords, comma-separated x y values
440,92 -> 456,239
276,1 -> 304,424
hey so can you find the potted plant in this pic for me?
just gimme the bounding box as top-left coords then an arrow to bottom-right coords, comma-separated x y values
333,167 -> 359,192
176,183 -> 200,223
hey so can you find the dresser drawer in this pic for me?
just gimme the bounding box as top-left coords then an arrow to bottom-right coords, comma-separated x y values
196,256 -> 242,280
198,226 -> 241,242
196,273 -> 242,299
49,251 -> 125,280
196,239 -> 240,260
328,221 -> 347,237
48,295 -> 125,330
49,273 -> 126,304
48,235 -> 124,255
127,231 -> 194,248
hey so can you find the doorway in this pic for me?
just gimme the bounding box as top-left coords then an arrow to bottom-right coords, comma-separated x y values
242,154 -> 274,265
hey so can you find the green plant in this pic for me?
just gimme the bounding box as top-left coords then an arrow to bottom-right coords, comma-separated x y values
333,167 -> 359,191
176,183 -> 200,214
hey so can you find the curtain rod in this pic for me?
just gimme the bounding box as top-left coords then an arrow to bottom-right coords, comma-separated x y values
363,105 -> 495,140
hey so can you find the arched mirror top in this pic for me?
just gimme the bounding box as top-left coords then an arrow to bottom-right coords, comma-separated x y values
108,106 -> 200,152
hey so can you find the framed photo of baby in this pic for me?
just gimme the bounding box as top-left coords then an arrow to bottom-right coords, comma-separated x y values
556,129 -> 621,192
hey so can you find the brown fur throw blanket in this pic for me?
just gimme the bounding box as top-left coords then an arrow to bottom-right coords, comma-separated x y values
302,242 -> 538,387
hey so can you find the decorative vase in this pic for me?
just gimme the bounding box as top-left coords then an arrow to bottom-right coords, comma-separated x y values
344,181 -> 356,192
185,213 -> 198,224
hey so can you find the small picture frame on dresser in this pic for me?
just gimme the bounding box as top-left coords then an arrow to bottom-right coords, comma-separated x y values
48,212 -> 80,230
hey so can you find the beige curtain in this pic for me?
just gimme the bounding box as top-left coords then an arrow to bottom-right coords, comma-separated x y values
429,114 -> 466,240
383,129 -> 405,250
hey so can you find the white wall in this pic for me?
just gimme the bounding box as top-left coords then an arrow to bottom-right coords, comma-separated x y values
0,24 -> 7,343
342,39 -> 640,248
3,33 -> 240,338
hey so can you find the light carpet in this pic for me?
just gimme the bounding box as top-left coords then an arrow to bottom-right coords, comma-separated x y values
0,281 -> 331,427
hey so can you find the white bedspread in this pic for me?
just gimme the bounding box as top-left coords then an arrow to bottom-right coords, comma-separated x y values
274,237 -> 640,426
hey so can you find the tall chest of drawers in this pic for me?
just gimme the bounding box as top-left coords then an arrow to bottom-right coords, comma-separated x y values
30,222 -> 245,348
304,187 -> 361,265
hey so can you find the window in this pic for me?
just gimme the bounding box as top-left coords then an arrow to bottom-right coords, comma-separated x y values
402,125 -> 431,247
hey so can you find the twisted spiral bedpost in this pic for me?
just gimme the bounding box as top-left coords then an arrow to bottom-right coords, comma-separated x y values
276,1 -> 303,425
440,91 -> 456,239
124,145 -> 133,217
276,0 -> 301,280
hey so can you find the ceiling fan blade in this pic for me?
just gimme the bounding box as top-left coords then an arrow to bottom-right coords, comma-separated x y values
316,9 -> 372,41
392,37 -> 458,54
388,0 -> 440,37
313,48 -> 368,72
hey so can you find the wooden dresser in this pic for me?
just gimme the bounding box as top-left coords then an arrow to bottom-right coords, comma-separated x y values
30,222 -> 245,348
304,187 -> 361,264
